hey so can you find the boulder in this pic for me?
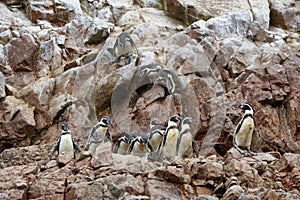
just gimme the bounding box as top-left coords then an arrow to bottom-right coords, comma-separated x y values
164,0 -> 269,28
269,0 -> 300,32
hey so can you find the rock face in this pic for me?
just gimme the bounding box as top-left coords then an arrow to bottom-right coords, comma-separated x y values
0,0 -> 299,199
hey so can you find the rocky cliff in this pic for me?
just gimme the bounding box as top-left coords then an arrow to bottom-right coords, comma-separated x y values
0,0 -> 299,199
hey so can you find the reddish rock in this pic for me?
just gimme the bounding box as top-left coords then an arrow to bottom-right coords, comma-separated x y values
90,142 -> 113,169
145,179 -> 182,199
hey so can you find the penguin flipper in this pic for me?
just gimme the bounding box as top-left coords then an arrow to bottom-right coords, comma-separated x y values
73,139 -> 82,153
105,131 -> 112,142
84,142 -> 90,151
84,126 -> 97,150
113,140 -> 121,153
49,139 -> 60,158
128,141 -> 135,153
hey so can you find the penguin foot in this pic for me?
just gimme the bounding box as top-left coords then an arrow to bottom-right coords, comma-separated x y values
247,148 -> 255,156
234,144 -> 246,155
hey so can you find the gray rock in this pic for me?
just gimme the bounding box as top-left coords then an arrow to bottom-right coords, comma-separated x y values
207,13 -> 252,38
0,72 -> 5,99
164,0 -> 269,28
270,0 -> 300,32
37,38 -> 62,77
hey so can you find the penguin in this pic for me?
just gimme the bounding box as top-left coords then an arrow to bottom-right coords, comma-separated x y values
153,69 -> 181,94
146,129 -> 165,161
139,63 -> 162,82
149,118 -> 165,132
162,114 -> 182,161
176,117 -> 197,159
112,32 -> 138,64
113,132 -> 134,155
84,116 -> 112,154
49,122 -> 81,158
233,103 -> 255,155
145,118 -> 166,161
128,135 -> 148,157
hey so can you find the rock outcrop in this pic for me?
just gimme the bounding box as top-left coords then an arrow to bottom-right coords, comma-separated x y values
0,0 -> 299,199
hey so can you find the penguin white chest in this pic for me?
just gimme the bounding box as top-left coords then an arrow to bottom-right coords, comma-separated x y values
59,134 -> 74,154
118,142 -> 130,155
151,133 -> 163,151
132,143 -> 146,157
94,127 -> 106,142
177,133 -> 193,158
235,117 -> 254,147
164,129 -> 179,158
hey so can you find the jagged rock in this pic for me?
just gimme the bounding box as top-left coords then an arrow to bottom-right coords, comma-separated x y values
269,0 -> 300,32
207,13 -> 252,38
102,174 -> 145,196
66,182 -> 104,200
145,179 -> 182,199
0,96 -> 36,151
164,0 -> 269,28
91,142 -> 113,169
112,153 -> 143,174
196,196 -> 218,200
26,0 -> 82,25
37,38 -> 63,77
134,0 -> 162,8
56,152 -> 74,167
197,162 -> 224,184
0,2 -> 32,26
153,165 -> 191,184
0,72 -> 5,99
5,33 -> 37,71
0,0 -> 299,199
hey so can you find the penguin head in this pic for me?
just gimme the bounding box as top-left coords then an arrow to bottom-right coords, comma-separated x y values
150,118 -> 163,126
182,117 -> 193,125
123,132 -> 134,144
169,114 -> 181,123
99,116 -> 113,126
168,114 -> 182,127
61,122 -> 69,132
133,136 -> 144,144
239,103 -> 254,115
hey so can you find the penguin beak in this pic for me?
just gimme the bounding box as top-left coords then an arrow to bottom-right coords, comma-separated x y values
234,103 -> 243,109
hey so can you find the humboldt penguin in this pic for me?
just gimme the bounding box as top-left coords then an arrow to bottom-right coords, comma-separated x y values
233,103 -> 255,155
49,122 -> 81,158
113,132 -> 134,155
153,69 -> 181,94
128,135 -> 148,157
176,117 -> 196,159
84,116 -> 112,154
162,114 -> 182,161
113,32 -> 138,64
